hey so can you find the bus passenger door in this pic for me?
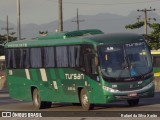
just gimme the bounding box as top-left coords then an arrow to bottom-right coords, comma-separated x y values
50,67 -> 78,102
44,69 -> 64,102
83,53 -> 104,103
84,53 -> 98,76
60,68 -> 79,102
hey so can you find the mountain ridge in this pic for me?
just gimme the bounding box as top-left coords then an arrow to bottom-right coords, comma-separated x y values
0,11 -> 159,39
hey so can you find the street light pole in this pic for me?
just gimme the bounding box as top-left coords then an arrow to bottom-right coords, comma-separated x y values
58,0 -> 63,32
1,16 -> 13,43
72,8 -> 85,31
17,0 -> 21,40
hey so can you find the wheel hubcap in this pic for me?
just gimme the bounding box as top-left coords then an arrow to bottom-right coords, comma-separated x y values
34,93 -> 40,106
82,94 -> 88,106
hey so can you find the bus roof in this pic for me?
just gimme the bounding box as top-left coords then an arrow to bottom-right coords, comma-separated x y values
5,30 -> 145,49
38,29 -> 104,40
85,33 -> 144,44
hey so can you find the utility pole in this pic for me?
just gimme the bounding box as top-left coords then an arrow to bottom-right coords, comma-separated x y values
1,16 -> 14,43
72,8 -> 85,31
17,0 -> 21,40
137,7 -> 156,35
58,0 -> 63,32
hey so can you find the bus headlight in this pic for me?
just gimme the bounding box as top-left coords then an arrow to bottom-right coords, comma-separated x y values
103,86 -> 120,93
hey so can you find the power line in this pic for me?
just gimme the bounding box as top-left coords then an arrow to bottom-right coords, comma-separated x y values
17,0 -> 21,40
72,8 -> 85,31
137,7 -> 156,35
53,0 -> 160,6
1,16 -> 14,43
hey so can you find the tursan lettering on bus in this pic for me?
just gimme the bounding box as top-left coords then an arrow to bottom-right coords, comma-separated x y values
65,74 -> 84,80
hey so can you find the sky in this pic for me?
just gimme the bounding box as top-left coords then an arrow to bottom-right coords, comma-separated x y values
0,0 -> 160,25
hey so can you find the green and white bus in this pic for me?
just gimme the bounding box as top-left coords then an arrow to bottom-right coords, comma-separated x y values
5,29 -> 154,110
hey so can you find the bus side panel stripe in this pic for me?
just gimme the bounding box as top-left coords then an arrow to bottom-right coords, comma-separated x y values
40,69 -> 48,81
25,69 -> 30,80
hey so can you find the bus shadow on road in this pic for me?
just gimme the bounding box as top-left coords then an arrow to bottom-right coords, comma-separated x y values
0,89 -> 159,111
92,92 -> 160,111
42,92 -> 160,111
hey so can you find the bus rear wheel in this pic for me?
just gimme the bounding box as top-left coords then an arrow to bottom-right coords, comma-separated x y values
33,88 -> 51,109
80,89 -> 94,110
127,99 -> 139,106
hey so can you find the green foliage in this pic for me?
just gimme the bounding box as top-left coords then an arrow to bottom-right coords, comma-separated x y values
0,33 -> 17,55
39,31 -> 48,35
148,43 -> 160,50
150,23 -> 160,40
150,23 -> 160,31
125,21 -> 160,50
148,23 -> 160,50
125,21 -> 144,29
0,34 -> 17,44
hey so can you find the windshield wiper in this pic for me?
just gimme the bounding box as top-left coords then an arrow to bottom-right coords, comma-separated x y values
117,62 -> 129,80
117,46 -> 131,80
130,64 -> 144,80
126,55 -> 144,80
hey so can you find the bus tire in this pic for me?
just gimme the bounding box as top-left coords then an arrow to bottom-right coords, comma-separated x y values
80,89 -> 94,110
33,88 -> 45,109
127,99 -> 139,106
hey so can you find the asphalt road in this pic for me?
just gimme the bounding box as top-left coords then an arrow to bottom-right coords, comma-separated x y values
0,89 -> 160,120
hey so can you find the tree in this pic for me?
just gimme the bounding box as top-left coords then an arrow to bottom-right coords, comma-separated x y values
125,22 -> 160,49
39,31 -> 48,36
149,23 -> 160,40
0,33 -> 16,44
125,21 -> 144,29
0,33 -> 17,55
148,23 -> 160,49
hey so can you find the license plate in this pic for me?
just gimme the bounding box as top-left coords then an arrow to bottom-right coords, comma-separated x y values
128,93 -> 137,97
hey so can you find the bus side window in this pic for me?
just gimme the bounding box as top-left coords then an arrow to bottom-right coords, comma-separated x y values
68,46 -> 80,67
14,49 -> 21,68
6,49 -> 16,69
81,45 -> 97,74
30,48 -> 42,68
43,47 -> 55,68
56,46 -> 69,67
6,49 -> 11,68
84,54 -> 97,74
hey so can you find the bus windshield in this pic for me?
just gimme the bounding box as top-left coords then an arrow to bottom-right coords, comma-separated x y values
98,42 -> 152,79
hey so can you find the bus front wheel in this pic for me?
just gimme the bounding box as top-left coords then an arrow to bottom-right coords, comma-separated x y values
127,99 -> 139,106
80,89 -> 94,110
33,88 -> 48,109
